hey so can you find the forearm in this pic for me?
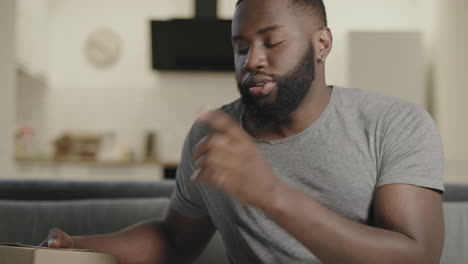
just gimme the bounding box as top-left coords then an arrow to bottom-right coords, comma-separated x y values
259,183 -> 432,264
71,220 -> 177,264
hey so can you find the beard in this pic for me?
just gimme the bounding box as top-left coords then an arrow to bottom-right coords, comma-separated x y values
236,46 -> 316,130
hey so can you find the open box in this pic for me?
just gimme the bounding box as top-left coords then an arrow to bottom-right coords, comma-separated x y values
0,243 -> 117,264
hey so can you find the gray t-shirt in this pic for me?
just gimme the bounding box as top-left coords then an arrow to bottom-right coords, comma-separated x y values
169,86 -> 444,263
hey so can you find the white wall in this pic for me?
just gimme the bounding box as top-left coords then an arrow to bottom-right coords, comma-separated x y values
13,0 -> 468,181
0,0 -> 16,178
44,0 -> 239,165
44,0 -> 421,162
432,0 -> 468,181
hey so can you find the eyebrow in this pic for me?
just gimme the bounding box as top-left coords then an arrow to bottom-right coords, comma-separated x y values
232,24 -> 284,41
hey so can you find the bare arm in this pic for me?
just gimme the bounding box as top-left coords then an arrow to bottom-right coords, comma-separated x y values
259,183 -> 444,264
47,209 -> 215,264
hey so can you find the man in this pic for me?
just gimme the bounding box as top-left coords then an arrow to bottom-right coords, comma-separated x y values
46,0 -> 445,263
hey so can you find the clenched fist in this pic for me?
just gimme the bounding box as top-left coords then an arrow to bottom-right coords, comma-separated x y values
191,108 -> 283,209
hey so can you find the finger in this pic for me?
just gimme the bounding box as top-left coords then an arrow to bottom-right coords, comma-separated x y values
190,168 -> 202,181
192,166 -> 226,186
47,239 -> 61,248
192,136 -> 208,153
40,237 -> 60,248
195,145 -> 234,171
192,137 -> 211,163
197,108 -> 243,138
191,167 -> 216,182
192,136 -> 209,164
45,228 -> 64,248
192,150 -> 234,186
39,238 -> 49,247
192,134 -> 230,163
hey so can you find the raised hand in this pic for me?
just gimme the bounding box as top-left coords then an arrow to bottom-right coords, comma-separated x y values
191,108 -> 282,209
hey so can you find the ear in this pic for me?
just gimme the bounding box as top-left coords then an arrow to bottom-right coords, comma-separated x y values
315,27 -> 333,63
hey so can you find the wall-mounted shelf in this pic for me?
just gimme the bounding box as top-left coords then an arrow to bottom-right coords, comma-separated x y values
15,156 -> 178,168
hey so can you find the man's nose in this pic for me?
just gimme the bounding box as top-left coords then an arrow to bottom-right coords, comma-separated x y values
243,45 -> 268,72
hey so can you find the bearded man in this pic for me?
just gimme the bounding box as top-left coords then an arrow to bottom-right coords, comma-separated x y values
45,0 -> 445,263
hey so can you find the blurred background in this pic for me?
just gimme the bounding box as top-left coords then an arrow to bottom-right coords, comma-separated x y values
0,0 -> 466,182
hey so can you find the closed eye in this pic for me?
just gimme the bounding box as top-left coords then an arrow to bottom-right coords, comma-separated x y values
265,40 -> 285,48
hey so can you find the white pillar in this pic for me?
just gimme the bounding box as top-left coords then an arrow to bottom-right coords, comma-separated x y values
0,0 -> 16,178
432,0 -> 468,180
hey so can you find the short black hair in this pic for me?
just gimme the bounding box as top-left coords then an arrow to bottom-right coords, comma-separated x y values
236,0 -> 328,26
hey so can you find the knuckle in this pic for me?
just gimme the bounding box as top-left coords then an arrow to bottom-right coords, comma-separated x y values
215,171 -> 228,186
203,155 -> 215,167
49,228 -> 64,238
214,112 -> 232,126
207,135 -> 224,149
212,135 -> 226,146
205,136 -> 216,147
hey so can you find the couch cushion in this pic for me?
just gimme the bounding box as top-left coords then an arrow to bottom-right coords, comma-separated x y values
442,202 -> 468,264
0,197 -> 228,264
0,198 -> 169,245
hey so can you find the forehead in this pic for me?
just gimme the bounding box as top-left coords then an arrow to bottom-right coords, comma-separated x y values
232,0 -> 299,35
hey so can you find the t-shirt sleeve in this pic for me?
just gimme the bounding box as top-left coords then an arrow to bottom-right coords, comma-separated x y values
169,123 -> 210,218
376,103 -> 444,192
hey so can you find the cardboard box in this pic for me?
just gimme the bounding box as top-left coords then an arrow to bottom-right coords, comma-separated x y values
0,244 -> 117,264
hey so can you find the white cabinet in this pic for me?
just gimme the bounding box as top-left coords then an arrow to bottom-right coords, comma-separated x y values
349,31 -> 426,108
15,0 -> 50,162
16,0 -> 50,79
0,0 -> 16,178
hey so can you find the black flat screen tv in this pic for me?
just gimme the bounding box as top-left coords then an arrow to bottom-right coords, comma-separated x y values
151,19 -> 234,71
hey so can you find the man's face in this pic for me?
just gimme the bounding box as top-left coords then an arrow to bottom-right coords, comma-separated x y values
232,0 -> 318,127
237,46 -> 316,128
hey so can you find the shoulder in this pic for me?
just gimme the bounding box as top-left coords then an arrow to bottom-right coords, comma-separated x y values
335,86 -> 434,131
336,86 -> 422,113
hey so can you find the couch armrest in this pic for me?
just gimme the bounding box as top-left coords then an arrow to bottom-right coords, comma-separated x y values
443,184 -> 468,202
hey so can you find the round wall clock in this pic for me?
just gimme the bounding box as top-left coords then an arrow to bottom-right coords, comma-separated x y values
84,28 -> 122,68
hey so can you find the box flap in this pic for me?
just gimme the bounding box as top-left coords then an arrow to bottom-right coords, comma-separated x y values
0,242 -> 94,252
0,244 -> 117,264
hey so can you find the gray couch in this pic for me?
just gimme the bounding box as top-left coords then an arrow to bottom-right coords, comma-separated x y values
0,180 -> 467,263
0,180 -> 228,264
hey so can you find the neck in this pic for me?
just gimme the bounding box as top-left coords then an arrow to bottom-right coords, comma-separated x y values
244,76 -> 331,141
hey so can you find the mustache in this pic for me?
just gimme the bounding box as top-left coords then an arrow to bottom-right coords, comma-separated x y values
236,72 -> 278,89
